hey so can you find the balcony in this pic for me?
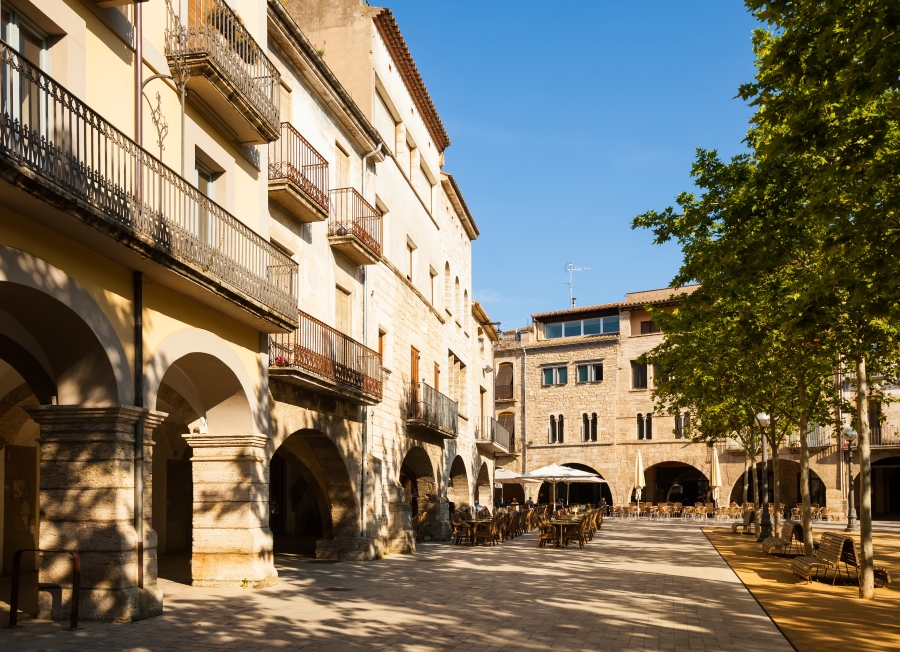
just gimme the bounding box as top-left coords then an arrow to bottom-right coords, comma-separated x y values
328,188 -> 382,265
475,417 -> 511,454
268,123 -> 329,223
785,425 -> 833,451
407,381 -> 458,439
269,310 -> 382,405
869,424 -> 900,448
0,41 -> 297,332
167,0 -> 280,144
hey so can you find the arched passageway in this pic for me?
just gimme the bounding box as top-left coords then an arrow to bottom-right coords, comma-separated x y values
447,455 -> 470,512
547,463 -> 613,507
729,459 -> 826,507
641,462 -> 709,505
475,462 -> 492,507
854,456 -> 900,520
400,446 -> 448,540
268,428 -> 360,559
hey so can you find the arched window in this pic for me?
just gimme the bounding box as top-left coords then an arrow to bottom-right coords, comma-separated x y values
675,412 -> 690,439
558,415 -> 565,443
637,413 -> 644,440
645,413 -> 653,440
549,415 -> 557,443
590,413 -> 598,442
455,277 -> 460,317
444,262 -> 451,312
582,413 -> 589,442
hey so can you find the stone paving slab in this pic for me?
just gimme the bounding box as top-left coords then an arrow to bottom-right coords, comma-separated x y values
0,521 -> 792,651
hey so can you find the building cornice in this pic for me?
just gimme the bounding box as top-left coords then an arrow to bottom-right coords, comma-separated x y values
373,8 -> 451,152
267,0 -> 386,160
441,173 -> 479,239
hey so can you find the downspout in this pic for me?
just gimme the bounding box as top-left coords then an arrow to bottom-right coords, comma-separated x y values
522,344 -> 527,475
359,143 -> 381,538
133,0 -> 145,590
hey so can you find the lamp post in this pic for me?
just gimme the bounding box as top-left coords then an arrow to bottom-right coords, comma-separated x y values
756,412 -> 772,541
844,427 -> 859,532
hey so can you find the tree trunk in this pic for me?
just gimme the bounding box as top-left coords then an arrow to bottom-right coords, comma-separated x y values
798,386 -> 814,556
742,451 -> 750,509
857,356 -> 874,599
751,448 -> 761,533
771,430 -> 781,533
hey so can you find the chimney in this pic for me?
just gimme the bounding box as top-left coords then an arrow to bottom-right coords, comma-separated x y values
571,297 -> 577,309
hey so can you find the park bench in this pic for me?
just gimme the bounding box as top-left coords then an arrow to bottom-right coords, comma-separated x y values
839,538 -> 891,588
762,520 -> 803,557
791,532 -> 849,584
732,508 -> 756,535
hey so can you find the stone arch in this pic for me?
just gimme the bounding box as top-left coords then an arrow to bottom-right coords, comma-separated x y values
641,460 -> 709,505
729,458 -> 826,507
475,461 -> 492,506
557,462 -> 613,507
447,455 -> 470,509
0,245 -> 129,405
400,445 -> 449,540
145,330 -> 259,433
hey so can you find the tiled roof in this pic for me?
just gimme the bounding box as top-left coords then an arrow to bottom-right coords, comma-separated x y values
441,173 -> 479,238
373,9 -> 451,152
527,334 -> 619,348
531,301 -> 623,320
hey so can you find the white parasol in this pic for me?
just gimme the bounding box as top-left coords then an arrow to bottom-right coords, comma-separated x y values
634,451 -> 646,504
522,463 -> 601,505
710,450 -> 722,507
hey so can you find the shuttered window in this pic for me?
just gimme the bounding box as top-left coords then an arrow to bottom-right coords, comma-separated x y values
495,363 -> 513,399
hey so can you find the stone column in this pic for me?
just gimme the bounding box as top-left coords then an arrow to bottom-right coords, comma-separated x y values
182,434 -> 277,588
24,405 -> 165,622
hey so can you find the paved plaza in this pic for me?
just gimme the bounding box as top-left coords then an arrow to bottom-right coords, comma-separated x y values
1,521 -> 792,652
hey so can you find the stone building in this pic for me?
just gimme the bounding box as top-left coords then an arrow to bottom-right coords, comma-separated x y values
0,0 -> 497,624
493,286 -> 900,521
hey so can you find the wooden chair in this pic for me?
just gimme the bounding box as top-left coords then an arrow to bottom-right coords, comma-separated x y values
563,517 -> 591,548
791,532 -> 849,583
473,520 -> 493,546
414,512 -> 427,543
452,520 -> 472,546
681,506 -> 694,520
536,520 -> 557,548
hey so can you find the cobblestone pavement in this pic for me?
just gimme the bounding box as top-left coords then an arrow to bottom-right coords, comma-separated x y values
1,520 -> 792,651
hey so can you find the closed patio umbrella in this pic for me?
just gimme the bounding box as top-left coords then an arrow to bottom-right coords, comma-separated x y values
710,451 -> 722,507
634,451 -> 645,503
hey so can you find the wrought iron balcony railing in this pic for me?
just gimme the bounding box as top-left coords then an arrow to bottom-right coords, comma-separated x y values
328,188 -> 382,265
785,425 -> 833,449
269,310 -> 382,403
869,424 -> 900,447
0,41 -> 297,327
167,0 -> 280,142
475,417 -> 511,452
268,122 -> 329,219
407,381 -> 458,438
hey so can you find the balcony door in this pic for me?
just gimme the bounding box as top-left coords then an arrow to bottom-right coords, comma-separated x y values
195,161 -> 216,246
335,285 -> 352,335
1,9 -> 49,141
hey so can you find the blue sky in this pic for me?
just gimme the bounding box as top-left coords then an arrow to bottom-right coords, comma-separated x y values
384,1 -> 760,331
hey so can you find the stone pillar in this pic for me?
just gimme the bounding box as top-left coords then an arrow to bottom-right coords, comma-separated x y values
182,434 -> 277,588
24,405 -> 165,622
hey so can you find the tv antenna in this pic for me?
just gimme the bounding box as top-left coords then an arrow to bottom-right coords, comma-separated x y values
565,262 -> 590,308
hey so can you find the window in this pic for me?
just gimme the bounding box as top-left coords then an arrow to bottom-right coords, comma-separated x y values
374,91 -> 397,149
406,240 -> 415,280
463,290 -> 469,331
542,366 -> 567,386
498,412 -> 515,448
637,413 -> 653,440
378,330 -> 386,357
675,412 -> 690,439
583,413 -> 598,442
576,363 -> 603,383
434,362 -> 440,390
335,285 -> 352,334
495,362 -> 514,399
195,160 -> 217,245
631,361 -> 648,389
640,320 -> 661,334
335,142 -> 350,188
410,346 -> 420,384
653,363 -> 667,387
2,9 -> 48,138
544,315 -> 620,339
549,414 -> 565,443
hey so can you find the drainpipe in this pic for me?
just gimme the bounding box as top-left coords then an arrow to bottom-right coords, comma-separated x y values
359,143 -> 381,538
133,1 -> 145,590
522,343 -> 527,476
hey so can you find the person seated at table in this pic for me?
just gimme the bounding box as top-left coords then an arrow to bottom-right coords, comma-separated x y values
525,496 -> 534,509
510,498 -> 520,508
474,499 -> 482,515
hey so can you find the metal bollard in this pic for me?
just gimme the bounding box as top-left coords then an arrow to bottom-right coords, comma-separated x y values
7,549 -> 81,631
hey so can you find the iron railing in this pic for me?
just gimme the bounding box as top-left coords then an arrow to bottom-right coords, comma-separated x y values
329,188 -> 382,259
870,423 -> 900,447
269,122 -> 329,211
785,424 -> 834,449
408,381 -> 458,436
270,310 -> 382,400
0,42 -> 297,320
168,0 -> 279,132
495,381 -> 514,401
476,417 -> 511,451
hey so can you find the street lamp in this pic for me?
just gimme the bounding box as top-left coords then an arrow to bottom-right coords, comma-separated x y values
843,427 -> 859,532
755,412 -> 772,541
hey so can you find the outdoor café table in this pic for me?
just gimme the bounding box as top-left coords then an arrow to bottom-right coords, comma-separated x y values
462,519 -> 493,546
547,516 -> 585,548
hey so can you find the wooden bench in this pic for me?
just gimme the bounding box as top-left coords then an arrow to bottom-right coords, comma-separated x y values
840,539 -> 891,588
762,520 -> 802,556
732,508 -> 756,535
791,532 -> 849,584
